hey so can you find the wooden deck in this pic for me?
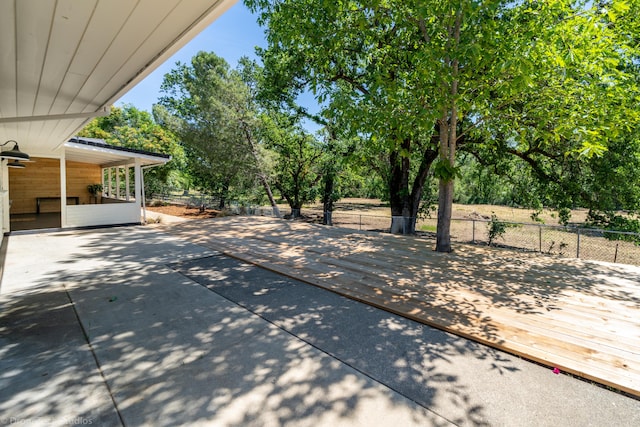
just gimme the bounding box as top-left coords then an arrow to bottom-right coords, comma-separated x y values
166,216 -> 640,397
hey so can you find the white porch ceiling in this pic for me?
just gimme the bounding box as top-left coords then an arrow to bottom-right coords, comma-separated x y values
0,0 -> 236,157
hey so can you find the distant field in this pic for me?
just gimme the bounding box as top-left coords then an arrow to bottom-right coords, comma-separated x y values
304,198 -> 590,226
300,198 -> 639,266
152,197 -> 638,265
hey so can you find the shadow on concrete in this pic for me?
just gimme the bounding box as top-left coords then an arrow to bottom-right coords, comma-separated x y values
2,225 -> 639,426
172,254 -> 503,426
1,228 -> 448,426
0,284 -> 121,425
166,217 -> 640,400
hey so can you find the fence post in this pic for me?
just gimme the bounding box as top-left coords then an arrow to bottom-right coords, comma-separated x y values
472,220 -> 475,243
576,228 -> 581,259
359,215 -> 362,231
614,243 -> 619,263
539,225 -> 542,253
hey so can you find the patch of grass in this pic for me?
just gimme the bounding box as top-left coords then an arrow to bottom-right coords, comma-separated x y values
419,224 -> 437,232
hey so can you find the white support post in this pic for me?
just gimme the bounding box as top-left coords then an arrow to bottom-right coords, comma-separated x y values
134,158 -> 142,208
1,159 -> 9,233
107,168 -> 113,197
60,150 -> 67,227
116,166 -> 121,199
125,166 -> 130,201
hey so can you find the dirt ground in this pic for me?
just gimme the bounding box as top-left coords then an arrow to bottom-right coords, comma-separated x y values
146,199 -> 639,265
146,204 -> 223,219
306,198 -> 590,226
147,198 -> 589,225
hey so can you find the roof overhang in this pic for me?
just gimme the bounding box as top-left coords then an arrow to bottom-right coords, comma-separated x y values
0,0 -> 236,158
65,138 -> 170,167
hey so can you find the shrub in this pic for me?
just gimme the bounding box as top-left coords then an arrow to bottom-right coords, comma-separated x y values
487,213 -> 519,246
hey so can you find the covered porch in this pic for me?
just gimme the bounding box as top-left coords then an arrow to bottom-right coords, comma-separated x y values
0,0 -> 237,238
6,137 -> 169,232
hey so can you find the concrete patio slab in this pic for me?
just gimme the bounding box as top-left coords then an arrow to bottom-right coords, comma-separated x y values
1,227 -> 449,426
0,282 -> 121,427
174,253 -> 640,427
1,224 -> 638,426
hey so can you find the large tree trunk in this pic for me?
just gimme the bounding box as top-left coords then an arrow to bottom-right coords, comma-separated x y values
259,173 -> 281,218
389,139 -> 412,234
436,115 -> 456,252
322,172 -> 335,225
435,112 -> 458,251
388,139 -> 438,234
435,10 -> 461,253
436,178 -> 454,251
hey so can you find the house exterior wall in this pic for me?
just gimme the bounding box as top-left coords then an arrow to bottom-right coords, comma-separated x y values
5,152 -> 152,230
65,203 -> 139,227
8,158 -> 102,215
8,158 -> 61,214
66,160 -> 102,205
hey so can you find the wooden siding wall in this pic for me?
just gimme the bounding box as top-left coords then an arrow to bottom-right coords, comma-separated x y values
8,158 -> 101,214
66,160 -> 102,205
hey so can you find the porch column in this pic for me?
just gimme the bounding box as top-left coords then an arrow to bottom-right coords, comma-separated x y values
116,167 -> 121,199
60,150 -> 67,227
101,167 -> 106,197
134,158 -> 142,206
125,166 -> 130,201
107,168 -> 112,197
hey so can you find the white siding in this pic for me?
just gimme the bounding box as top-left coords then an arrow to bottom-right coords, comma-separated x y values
65,203 -> 139,227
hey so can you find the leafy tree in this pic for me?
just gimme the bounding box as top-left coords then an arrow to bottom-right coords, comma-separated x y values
246,0 -> 446,235
78,105 -> 185,198
454,153 -> 515,206
461,1 -> 640,221
249,45 -> 361,223
260,113 -> 323,216
159,52 -> 279,212
247,0 -> 639,252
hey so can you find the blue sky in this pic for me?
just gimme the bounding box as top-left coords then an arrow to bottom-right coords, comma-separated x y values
116,2 -> 266,113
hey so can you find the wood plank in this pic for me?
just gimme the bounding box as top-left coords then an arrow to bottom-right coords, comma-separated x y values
215,228 -> 640,331
182,221 -> 640,339
247,227 -> 640,326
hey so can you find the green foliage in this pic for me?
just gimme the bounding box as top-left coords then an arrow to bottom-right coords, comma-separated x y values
586,211 -> 640,245
78,105 -> 184,197
260,112 -> 323,211
247,0 -> 640,247
432,159 -> 461,183
487,213 -> 519,246
454,154 -> 516,205
530,210 -> 545,224
158,52 -> 271,207
86,183 -> 103,196
558,208 -> 572,226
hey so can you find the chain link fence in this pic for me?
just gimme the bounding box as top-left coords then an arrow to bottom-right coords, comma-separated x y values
415,217 -> 640,265
149,197 -> 640,266
289,208 -> 640,266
